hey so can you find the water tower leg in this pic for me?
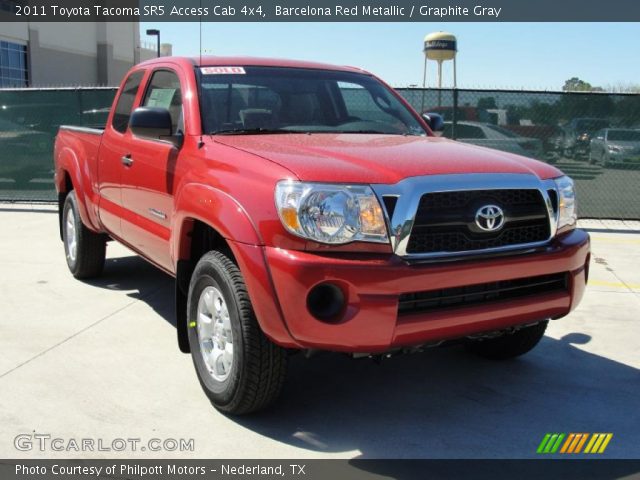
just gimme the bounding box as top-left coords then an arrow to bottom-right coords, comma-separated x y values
437,60 -> 442,107
421,57 -> 428,113
422,55 -> 428,89
453,57 -> 457,88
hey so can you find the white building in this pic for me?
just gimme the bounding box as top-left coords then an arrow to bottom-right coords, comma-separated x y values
0,22 -> 165,87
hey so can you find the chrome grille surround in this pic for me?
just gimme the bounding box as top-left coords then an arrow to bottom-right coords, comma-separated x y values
371,173 -> 559,261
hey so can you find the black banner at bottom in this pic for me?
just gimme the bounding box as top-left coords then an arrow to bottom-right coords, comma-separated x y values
1,460 -> 640,480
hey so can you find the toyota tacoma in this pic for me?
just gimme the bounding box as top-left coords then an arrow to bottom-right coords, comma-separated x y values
54,56 -> 590,414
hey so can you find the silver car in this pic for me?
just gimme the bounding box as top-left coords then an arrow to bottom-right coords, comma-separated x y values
442,121 -> 544,160
589,128 -> 640,167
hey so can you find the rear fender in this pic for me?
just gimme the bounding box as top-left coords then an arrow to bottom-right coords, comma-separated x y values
55,146 -> 100,232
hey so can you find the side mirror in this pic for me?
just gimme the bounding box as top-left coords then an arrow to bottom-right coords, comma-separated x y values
129,107 -> 182,147
422,112 -> 444,136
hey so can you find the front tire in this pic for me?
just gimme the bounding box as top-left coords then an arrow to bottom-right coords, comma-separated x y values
62,191 -> 106,279
465,321 -> 548,360
187,251 -> 287,414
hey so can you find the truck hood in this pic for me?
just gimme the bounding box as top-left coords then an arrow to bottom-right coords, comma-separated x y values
214,134 -> 562,184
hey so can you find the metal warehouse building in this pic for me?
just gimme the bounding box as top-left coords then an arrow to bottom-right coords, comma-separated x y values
0,21 -> 162,87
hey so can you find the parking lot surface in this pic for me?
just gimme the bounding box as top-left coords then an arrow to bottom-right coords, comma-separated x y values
0,207 -> 638,459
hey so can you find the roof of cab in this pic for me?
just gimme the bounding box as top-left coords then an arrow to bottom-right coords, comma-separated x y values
136,55 -> 369,74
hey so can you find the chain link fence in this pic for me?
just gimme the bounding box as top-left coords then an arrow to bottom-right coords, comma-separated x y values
399,88 -> 640,219
0,87 -> 116,202
0,86 -> 639,218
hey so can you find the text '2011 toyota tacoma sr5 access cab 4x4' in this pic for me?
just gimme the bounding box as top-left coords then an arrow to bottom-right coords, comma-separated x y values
55,56 -> 590,414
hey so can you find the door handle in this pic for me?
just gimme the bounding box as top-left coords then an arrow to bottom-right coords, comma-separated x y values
121,154 -> 133,167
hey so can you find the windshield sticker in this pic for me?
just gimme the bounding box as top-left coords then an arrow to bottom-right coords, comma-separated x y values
200,67 -> 246,75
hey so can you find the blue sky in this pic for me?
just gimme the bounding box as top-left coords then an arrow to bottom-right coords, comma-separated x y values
139,22 -> 640,90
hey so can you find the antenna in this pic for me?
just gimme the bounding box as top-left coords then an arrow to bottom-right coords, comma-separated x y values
198,0 -> 204,147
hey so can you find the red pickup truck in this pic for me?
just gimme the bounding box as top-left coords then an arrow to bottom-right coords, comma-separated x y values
55,56 -> 590,414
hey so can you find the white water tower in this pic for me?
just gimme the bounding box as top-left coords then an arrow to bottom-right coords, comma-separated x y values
422,32 -> 457,107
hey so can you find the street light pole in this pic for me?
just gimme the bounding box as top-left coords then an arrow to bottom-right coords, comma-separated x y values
146,29 -> 160,57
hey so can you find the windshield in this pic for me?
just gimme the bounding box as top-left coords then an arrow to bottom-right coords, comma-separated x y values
608,130 -> 640,142
198,66 -> 426,136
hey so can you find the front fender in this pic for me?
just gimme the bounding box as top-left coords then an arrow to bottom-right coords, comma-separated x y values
171,182 -> 262,263
171,183 -> 299,348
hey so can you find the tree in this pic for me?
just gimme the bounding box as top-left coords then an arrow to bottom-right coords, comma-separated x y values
557,93 -> 615,121
602,83 -> 640,93
615,95 -> 640,126
526,100 -> 561,126
563,77 -> 596,92
476,97 -> 497,110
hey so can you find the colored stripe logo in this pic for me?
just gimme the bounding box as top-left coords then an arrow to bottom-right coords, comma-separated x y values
537,433 -> 613,454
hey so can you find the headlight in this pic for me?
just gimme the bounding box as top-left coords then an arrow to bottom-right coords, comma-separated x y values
275,180 -> 389,244
608,145 -> 621,153
554,175 -> 577,231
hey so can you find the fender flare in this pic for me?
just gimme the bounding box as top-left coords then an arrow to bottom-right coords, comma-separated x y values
55,146 -> 100,232
171,183 -> 299,351
171,182 -> 262,263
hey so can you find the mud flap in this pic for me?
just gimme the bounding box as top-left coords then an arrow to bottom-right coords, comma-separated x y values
176,260 -> 191,353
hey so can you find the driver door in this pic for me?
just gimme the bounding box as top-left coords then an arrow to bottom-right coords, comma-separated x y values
120,68 -> 184,272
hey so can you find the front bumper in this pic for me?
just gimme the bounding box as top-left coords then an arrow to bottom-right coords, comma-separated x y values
263,229 -> 590,353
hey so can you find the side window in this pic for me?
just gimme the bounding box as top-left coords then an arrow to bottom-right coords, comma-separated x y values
111,71 -> 144,134
142,70 -> 183,133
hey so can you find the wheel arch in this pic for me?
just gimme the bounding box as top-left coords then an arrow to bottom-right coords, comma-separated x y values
172,183 -> 262,353
55,146 -> 99,236
171,185 -> 297,352
57,170 -> 74,240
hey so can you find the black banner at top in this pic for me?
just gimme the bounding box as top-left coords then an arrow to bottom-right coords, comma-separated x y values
0,0 -> 639,22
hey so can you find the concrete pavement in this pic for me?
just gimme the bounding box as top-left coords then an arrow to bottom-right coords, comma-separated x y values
0,207 -> 638,459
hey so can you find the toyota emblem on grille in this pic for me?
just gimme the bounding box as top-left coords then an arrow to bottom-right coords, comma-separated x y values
475,205 -> 505,232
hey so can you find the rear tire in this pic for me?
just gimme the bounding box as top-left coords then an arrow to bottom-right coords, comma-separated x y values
465,321 -> 548,360
187,250 -> 287,414
62,191 -> 106,279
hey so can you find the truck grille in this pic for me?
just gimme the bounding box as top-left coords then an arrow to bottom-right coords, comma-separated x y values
406,189 -> 550,254
398,272 -> 568,316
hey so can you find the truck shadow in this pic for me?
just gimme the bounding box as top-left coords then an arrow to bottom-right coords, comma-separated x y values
233,339 -> 639,459
84,253 -> 176,327
88,253 -> 640,459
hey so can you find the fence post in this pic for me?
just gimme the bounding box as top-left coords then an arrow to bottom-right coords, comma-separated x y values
452,88 -> 458,140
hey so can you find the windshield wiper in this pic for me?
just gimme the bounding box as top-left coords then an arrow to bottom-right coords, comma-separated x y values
329,130 -> 419,136
211,128 -> 299,135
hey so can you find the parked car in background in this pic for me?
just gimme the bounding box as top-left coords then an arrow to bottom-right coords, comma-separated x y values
442,121 -> 544,159
0,118 -> 52,186
589,128 -> 640,167
504,124 -> 564,163
562,118 -> 610,160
